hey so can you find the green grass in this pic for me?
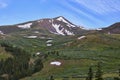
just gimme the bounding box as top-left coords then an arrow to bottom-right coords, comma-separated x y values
20,48 -> 120,80
20,59 -> 97,80
0,47 -> 12,59
0,33 -> 120,80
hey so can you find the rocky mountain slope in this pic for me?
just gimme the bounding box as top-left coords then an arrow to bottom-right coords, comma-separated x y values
101,22 -> 120,34
0,16 -> 120,36
0,16 -> 86,36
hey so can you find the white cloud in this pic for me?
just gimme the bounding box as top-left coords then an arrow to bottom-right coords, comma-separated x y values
0,2 -> 7,8
73,0 -> 120,14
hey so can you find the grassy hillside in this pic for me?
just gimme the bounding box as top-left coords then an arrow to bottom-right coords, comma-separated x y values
19,34 -> 120,80
0,33 -> 120,80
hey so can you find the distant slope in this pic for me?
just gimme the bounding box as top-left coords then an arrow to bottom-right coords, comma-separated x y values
101,22 -> 120,34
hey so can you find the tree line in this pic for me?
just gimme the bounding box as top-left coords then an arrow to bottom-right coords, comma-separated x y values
86,62 -> 120,80
0,42 -> 43,80
48,62 -> 120,80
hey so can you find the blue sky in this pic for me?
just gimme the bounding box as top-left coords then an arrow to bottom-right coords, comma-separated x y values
0,0 -> 120,29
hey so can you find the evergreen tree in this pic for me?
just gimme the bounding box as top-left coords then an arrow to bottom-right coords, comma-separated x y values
0,59 -> 4,74
56,51 -> 59,56
0,41 -> 44,79
114,77 -> 120,80
49,75 -> 54,80
118,69 -> 120,77
95,62 -> 103,80
86,66 -> 93,80
34,58 -> 43,72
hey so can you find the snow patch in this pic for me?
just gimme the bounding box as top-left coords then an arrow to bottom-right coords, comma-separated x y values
25,36 -> 37,38
18,23 -> 32,29
78,26 -> 86,29
51,18 -> 74,35
48,37 -> 53,40
96,28 -> 102,30
50,61 -> 61,66
67,24 -> 76,28
52,23 -> 65,35
108,32 -> 111,34
0,31 -> 4,35
34,31 -> 39,33
57,17 -> 68,23
52,23 -> 74,35
65,30 -> 74,35
38,20 -> 43,23
36,52 -> 41,55
49,20 -> 52,23
46,40 -> 53,43
56,17 -> 76,28
78,36 -> 86,40
47,44 -> 52,47
40,37 -> 46,39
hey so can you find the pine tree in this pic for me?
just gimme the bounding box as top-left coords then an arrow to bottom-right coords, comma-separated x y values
86,66 -> 93,80
0,59 -> 4,74
119,69 -> 120,77
49,75 -> 54,80
34,58 -> 43,72
95,62 -> 103,80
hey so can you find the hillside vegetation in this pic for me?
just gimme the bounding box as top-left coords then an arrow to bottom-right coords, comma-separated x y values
0,33 -> 119,80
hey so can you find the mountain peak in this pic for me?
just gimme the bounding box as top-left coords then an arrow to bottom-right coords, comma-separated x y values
55,16 -> 65,19
54,16 -> 67,22
56,17 -> 67,23
0,16 -> 84,36
53,16 -> 76,28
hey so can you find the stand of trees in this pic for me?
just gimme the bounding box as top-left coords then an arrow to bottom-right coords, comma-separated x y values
49,75 -> 54,80
0,42 -> 43,80
86,62 -> 120,80
86,66 -> 93,80
47,51 -> 59,56
86,62 -> 103,80
95,62 -> 103,80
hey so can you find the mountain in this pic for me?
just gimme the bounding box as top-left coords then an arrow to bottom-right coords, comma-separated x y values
0,16 -> 86,36
101,22 -> 120,34
0,17 -> 120,80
